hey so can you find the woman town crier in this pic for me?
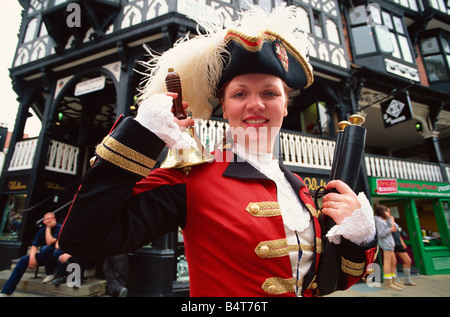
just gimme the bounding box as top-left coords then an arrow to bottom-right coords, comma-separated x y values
59,5 -> 378,297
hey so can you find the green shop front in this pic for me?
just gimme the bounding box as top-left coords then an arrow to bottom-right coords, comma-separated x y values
369,177 -> 450,275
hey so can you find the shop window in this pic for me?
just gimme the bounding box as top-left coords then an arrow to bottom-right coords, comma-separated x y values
420,34 -> 450,82
300,101 -> 330,137
0,194 -> 27,241
416,199 -> 443,247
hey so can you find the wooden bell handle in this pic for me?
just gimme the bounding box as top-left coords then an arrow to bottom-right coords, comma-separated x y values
165,68 -> 186,120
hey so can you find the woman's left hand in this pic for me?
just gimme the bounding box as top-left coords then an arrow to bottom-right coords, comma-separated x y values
321,180 -> 361,225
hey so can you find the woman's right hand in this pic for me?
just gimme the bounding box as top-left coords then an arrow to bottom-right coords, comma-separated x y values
166,92 -> 194,129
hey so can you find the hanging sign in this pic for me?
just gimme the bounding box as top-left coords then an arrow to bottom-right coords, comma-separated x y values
380,91 -> 413,128
74,76 -> 106,96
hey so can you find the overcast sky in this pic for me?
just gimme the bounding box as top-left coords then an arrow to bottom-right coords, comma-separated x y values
0,1 -> 23,131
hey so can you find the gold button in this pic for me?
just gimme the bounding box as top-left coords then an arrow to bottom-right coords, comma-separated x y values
249,203 -> 260,215
267,285 -> 278,295
259,245 -> 270,257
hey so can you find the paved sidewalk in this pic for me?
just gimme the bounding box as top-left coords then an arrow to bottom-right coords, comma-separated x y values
326,272 -> 450,297
2,270 -> 449,297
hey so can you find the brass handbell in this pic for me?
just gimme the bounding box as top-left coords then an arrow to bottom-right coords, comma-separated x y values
160,68 -> 215,174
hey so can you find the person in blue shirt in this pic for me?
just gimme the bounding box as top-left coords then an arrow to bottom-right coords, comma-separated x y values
1,212 -> 61,296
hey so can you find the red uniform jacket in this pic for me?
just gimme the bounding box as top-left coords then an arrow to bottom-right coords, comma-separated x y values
59,117 -> 378,297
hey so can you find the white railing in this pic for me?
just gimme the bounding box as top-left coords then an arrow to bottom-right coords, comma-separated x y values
280,131 -> 335,170
8,138 -> 38,171
45,140 -> 79,175
195,119 -> 229,154
365,154 -> 445,183
8,138 -> 79,175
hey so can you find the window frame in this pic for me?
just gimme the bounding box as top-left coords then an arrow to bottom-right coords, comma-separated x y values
347,2 -> 416,66
419,31 -> 450,83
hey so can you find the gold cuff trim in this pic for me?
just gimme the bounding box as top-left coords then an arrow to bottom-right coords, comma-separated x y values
96,143 -> 151,177
262,277 -> 303,295
255,238 -> 315,258
341,257 -> 366,277
102,135 -> 156,168
246,202 -> 281,217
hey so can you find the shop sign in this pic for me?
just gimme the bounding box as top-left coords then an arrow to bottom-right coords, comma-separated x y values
45,181 -> 65,191
4,175 -> 29,193
303,176 -> 328,192
375,178 -> 397,194
74,76 -> 105,96
7,180 -> 27,191
380,91 -> 413,128
293,172 -> 329,192
370,177 -> 450,197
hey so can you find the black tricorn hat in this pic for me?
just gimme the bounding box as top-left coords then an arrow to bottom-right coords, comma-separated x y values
219,29 -> 313,90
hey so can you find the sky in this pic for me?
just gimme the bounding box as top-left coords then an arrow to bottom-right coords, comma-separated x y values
0,1 -> 23,132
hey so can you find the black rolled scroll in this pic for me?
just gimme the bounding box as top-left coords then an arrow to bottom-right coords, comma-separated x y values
316,119 -> 366,295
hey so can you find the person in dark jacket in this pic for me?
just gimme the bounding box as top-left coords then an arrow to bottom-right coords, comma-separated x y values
1,212 -> 61,296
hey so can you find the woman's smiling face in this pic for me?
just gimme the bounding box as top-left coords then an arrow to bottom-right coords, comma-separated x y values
221,73 -> 289,153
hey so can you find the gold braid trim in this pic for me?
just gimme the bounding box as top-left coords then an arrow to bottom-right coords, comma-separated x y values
262,277 -> 303,295
341,257 -> 366,277
246,202 -> 282,217
255,238 -> 315,258
224,30 -> 264,52
96,142 -> 152,178
102,135 -> 156,168
316,237 -> 322,254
